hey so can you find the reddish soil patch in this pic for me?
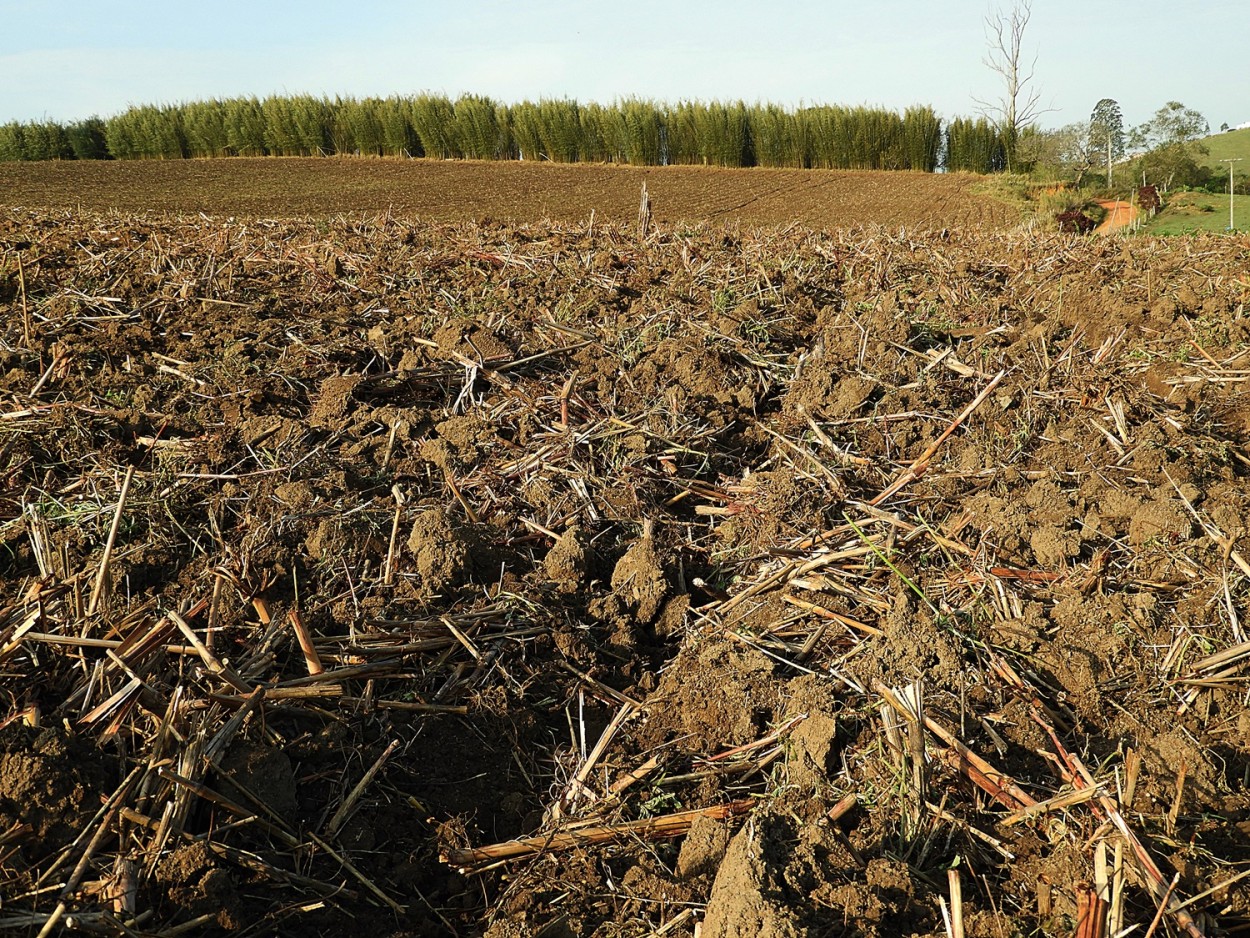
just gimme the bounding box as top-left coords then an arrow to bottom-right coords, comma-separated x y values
1095,199 -> 1139,234
2,210 -> 1250,936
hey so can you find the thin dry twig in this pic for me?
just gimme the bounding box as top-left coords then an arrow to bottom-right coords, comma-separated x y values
443,800 -> 754,871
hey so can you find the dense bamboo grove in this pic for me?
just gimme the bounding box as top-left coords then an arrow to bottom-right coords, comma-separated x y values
944,116 -> 1009,173
0,94 -> 1016,172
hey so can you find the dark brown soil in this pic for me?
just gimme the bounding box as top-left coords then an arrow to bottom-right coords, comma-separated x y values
0,158 -> 1017,229
2,207 -> 1250,937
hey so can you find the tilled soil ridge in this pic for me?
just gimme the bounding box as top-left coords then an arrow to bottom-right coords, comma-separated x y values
1,210 -> 1250,936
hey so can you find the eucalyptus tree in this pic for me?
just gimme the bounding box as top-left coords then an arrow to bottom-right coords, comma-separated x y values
1088,98 -> 1124,185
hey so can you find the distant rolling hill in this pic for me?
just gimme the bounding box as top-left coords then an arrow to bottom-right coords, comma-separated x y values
1200,126 -> 1250,170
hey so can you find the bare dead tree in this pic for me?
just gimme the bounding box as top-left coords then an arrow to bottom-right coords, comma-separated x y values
974,1 -> 1045,172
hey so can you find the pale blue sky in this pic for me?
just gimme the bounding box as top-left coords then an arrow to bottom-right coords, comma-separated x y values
2,1 -> 1245,131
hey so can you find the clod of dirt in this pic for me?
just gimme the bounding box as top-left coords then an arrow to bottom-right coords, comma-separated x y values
217,740 -> 299,824
610,524 -> 668,623
273,480 -> 315,512
434,321 -> 514,361
1141,728 -> 1219,807
784,356 -> 878,423
544,529 -> 587,593
848,591 -> 964,689
1029,526 -> 1081,567
0,726 -> 113,851
407,507 -> 476,594
677,814 -> 733,880
310,374 -> 361,427
1128,496 -> 1193,547
155,841 -> 242,929
787,712 -> 838,793
419,413 -> 496,473
638,641 -> 781,752
653,593 -> 691,639
702,813 -> 808,938
713,470 -> 843,553
816,858 -> 930,938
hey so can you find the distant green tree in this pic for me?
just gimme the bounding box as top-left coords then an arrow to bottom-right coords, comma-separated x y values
616,99 -> 664,165
289,96 -> 335,155
945,117 -> 1006,173
1130,101 -> 1210,191
450,95 -> 503,160
509,101 -> 544,161
66,118 -> 109,159
750,103 -> 799,168
18,121 -> 73,160
1088,98 -> 1124,185
376,97 -> 418,156
262,96 -> 301,155
1017,122 -> 1094,184
901,106 -> 942,172
1131,101 -> 1209,149
533,99 -> 581,163
338,97 -> 386,155
410,95 -> 456,159
577,103 -> 613,162
0,123 -> 25,161
108,105 -> 186,159
183,100 -> 229,157
224,97 -> 267,155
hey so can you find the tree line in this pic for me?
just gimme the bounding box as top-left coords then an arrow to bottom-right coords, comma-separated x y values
0,94 -> 1019,174
1020,99 -> 1242,194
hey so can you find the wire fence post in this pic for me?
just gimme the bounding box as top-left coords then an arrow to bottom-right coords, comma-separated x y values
1220,158 -> 1243,230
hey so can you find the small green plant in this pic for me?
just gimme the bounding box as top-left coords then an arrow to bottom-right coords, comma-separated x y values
711,286 -> 737,314
638,789 -> 682,818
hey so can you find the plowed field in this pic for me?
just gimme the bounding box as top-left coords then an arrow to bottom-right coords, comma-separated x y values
2,208 -> 1250,938
0,158 -> 1017,229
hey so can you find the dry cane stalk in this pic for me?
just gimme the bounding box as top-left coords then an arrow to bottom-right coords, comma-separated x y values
35,771 -> 140,938
870,370 -> 1004,506
559,660 -> 642,708
1073,881 -> 1108,938
169,610 -> 252,693
1094,839 -> 1110,914
875,681 -> 1036,812
1031,713 -> 1205,938
87,465 -> 136,617
827,793 -> 858,823
326,739 -> 400,837
443,800 -> 754,870
307,830 -> 406,915
948,868 -> 965,938
17,250 -> 30,347
550,701 -> 636,822
1143,874 -> 1181,938
287,608 -> 324,676
384,498 -> 402,586
1109,840 -> 1126,938
28,347 -> 67,396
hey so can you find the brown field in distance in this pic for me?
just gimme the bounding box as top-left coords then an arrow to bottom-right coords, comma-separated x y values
0,157 -> 1019,228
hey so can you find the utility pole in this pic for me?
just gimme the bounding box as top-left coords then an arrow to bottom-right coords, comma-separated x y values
1220,158 -> 1243,230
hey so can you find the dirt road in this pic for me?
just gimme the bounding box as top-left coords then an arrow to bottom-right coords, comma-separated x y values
1095,198 -> 1138,233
